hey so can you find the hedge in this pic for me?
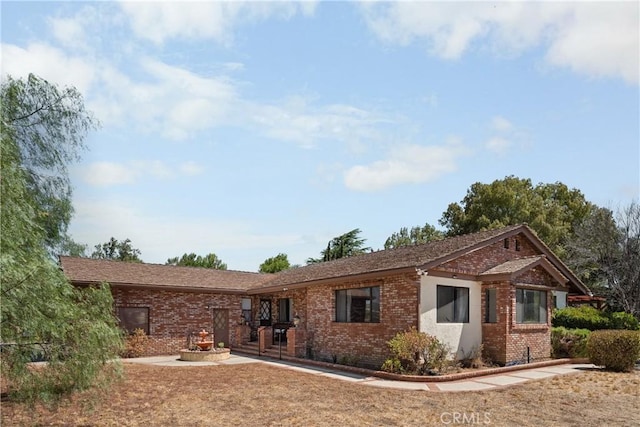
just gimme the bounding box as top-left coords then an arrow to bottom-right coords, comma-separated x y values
587,330 -> 640,372
552,306 -> 639,331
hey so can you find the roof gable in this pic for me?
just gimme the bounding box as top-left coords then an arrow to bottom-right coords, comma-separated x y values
478,255 -> 569,286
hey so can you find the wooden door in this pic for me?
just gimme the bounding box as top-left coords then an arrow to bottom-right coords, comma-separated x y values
212,309 -> 229,347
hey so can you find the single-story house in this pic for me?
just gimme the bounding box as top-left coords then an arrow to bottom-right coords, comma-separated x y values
60,224 -> 591,368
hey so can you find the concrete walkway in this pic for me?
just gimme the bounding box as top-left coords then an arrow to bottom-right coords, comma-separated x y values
122,354 -> 595,392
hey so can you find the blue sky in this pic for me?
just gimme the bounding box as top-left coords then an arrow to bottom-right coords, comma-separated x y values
2,1 -> 638,271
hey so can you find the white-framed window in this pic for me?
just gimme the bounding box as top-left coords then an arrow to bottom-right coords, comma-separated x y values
516,289 -> 547,324
335,286 -> 380,323
437,285 -> 469,323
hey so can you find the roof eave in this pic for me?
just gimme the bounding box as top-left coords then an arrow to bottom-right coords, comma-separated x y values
248,266 -> 418,294
71,280 -> 250,295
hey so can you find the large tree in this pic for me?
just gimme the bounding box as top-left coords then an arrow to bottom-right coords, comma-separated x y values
307,228 -> 371,264
439,176 -> 593,257
259,253 -> 291,273
0,74 -> 97,254
166,252 -> 227,270
384,222 -> 444,249
566,202 -> 640,317
1,76 -> 122,402
92,238 -> 143,263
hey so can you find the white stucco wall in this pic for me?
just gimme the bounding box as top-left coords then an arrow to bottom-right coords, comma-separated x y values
419,275 -> 482,359
552,290 -> 567,309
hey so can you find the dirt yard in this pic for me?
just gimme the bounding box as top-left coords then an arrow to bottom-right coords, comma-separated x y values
2,362 -> 638,426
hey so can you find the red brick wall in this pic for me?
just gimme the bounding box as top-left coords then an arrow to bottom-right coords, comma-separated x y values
439,233 -> 539,275
480,282 -> 553,365
112,288 -> 244,356
304,272 -> 419,369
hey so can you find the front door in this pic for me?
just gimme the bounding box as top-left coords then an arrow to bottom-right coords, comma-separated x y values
212,309 -> 229,347
259,299 -> 272,326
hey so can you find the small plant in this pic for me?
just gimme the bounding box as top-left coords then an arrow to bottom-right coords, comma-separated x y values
217,342 -> 225,349
459,344 -> 486,369
338,354 -> 360,367
551,327 -> 590,358
384,328 -> 451,375
121,328 -> 149,358
381,357 -> 404,374
587,330 -> 640,372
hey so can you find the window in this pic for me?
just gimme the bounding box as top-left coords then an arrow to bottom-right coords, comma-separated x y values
278,298 -> 293,322
437,286 -> 469,323
485,288 -> 497,323
503,238 -> 510,249
117,307 -> 149,335
335,286 -> 380,323
241,298 -> 252,323
516,289 -> 547,324
515,239 -> 521,251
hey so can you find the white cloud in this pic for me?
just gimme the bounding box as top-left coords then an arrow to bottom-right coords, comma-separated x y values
360,2 -> 639,84
179,161 -> 205,176
83,162 -> 137,187
491,116 -> 513,132
118,1 -> 318,45
82,160 -> 204,187
485,137 -> 511,155
344,140 -> 469,192
1,43 -> 96,93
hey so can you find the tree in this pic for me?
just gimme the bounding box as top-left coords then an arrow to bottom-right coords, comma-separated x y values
307,228 -> 371,264
0,74 -> 97,253
165,252 -> 227,270
57,235 -> 89,257
1,100 -> 122,402
259,253 -> 291,273
91,238 -> 143,263
384,222 -> 444,249
439,176 -> 593,257
566,202 -> 640,317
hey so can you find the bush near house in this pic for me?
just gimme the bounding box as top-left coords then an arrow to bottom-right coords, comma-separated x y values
551,327 -> 591,358
120,329 -> 149,358
552,306 -> 639,331
381,328 -> 450,375
587,330 -> 640,372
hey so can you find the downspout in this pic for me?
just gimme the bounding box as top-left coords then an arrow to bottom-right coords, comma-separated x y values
416,268 -> 426,332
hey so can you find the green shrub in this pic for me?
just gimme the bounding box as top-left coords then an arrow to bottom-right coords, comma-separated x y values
552,306 -> 639,331
551,327 -> 591,358
552,306 -> 610,330
381,357 -> 404,374
384,328 -> 451,375
609,312 -> 640,330
587,330 -> 640,372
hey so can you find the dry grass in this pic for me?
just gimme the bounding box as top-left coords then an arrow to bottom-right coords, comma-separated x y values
1,363 -> 638,426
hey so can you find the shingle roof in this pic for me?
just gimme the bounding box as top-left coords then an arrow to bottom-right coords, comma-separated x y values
480,255 -> 545,276
59,256 -> 271,292
250,224 -> 525,291
61,224 -> 589,295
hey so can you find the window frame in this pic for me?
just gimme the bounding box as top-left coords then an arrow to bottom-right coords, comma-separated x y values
437,285 -> 470,323
117,306 -> 150,335
516,288 -> 547,324
335,286 -> 380,323
485,288 -> 497,323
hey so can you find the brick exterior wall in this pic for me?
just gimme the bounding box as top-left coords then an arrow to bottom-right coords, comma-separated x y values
303,272 -> 420,369
112,288 -> 244,356
436,233 -> 558,365
110,232 -> 565,365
